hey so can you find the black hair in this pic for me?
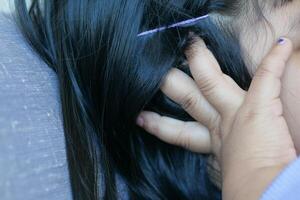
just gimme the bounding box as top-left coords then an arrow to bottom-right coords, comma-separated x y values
14,0 -> 251,199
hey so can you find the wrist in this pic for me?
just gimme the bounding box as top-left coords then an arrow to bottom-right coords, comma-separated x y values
222,166 -> 284,200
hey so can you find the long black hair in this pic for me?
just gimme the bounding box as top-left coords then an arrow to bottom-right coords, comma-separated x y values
14,0 -> 251,199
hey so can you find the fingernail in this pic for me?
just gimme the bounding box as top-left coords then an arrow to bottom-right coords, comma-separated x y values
278,37 -> 285,45
136,115 -> 144,127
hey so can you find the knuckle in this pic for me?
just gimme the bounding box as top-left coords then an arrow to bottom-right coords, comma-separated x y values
180,92 -> 199,111
199,77 -> 220,96
162,69 -> 179,90
241,104 -> 262,120
263,52 -> 284,65
268,99 -> 283,116
176,124 -> 190,149
256,65 -> 273,78
258,58 -> 285,76
207,114 -> 221,134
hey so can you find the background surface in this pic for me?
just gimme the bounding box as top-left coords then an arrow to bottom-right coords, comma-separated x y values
0,0 -> 11,13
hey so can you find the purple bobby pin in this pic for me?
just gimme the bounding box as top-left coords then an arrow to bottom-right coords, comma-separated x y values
137,14 -> 209,37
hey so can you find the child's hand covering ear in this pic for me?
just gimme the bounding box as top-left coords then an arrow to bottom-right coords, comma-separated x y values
136,37 -> 297,200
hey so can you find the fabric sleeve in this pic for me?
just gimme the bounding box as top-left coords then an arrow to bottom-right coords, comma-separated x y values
261,157 -> 300,200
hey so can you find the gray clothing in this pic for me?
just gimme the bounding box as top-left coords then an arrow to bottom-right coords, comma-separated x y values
0,13 -> 72,200
0,12 -> 129,200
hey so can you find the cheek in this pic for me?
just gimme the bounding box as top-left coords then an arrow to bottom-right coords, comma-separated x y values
281,52 -> 300,153
239,31 -> 274,75
287,26 -> 300,51
239,2 -> 300,74
270,2 -> 300,49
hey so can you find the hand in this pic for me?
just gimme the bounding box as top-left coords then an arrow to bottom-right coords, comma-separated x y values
136,37 -> 297,199
220,37 -> 297,199
137,39 -> 245,157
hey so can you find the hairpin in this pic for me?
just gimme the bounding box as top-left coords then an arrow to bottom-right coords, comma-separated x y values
137,14 -> 209,37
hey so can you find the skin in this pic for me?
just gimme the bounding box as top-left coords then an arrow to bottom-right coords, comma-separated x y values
282,52 -> 300,152
136,1 -> 300,153
236,0 -> 300,152
137,0 -> 300,153
238,0 -> 300,71
135,1 -> 300,198
137,38 -> 297,200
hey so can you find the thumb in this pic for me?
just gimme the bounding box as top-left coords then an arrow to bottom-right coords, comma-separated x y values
246,37 -> 293,107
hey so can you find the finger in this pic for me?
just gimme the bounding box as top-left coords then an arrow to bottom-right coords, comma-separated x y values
161,68 -> 220,130
186,38 -> 245,116
136,111 -> 211,153
246,38 -> 293,107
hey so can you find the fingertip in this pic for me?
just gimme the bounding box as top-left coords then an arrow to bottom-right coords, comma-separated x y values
184,37 -> 206,60
246,37 -> 293,104
136,115 -> 144,127
258,37 -> 293,75
161,68 -> 180,91
276,37 -> 293,57
136,111 -> 160,128
277,37 -> 286,45
277,37 -> 291,46
136,111 -> 149,127
184,37 -> 222,75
